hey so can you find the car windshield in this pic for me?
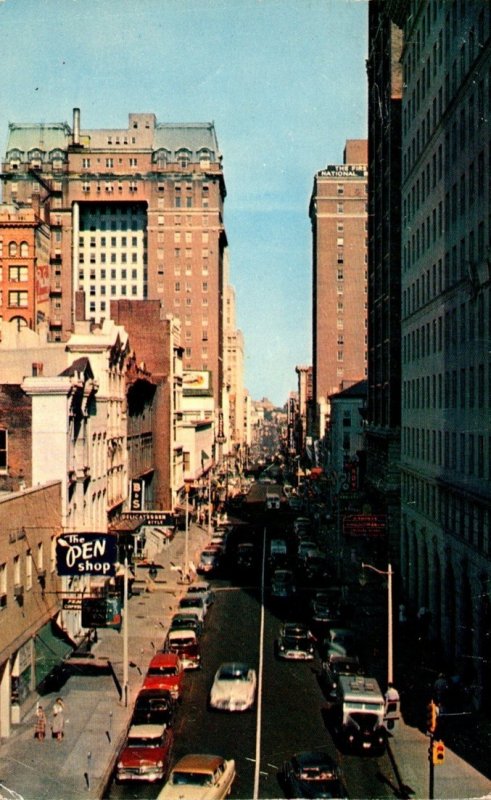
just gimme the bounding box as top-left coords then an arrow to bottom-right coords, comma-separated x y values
171,771 -> 214,786
284,636 -> 310,648
219,666 -> 248,681
180,599 -> 201,608
169,637 -> 195,646
148,666 -> 177,676
299,768 -> 336,781
127,736 -> 162,748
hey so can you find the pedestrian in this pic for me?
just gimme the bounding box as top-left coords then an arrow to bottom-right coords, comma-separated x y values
51,697 -> 65,741
34,705 -> 46,741
398,603 -> 407,626
434,673 -> 449,710
385,682 -> 400,714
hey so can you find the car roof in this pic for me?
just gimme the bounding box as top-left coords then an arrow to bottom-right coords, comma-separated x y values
167,628 -> 197,639
128,723 -> 167,738
149,653 -> 180,666
172,754 -> 224,773
135,688 -> 173,700
218,661 -> 250,673
292,751 -> 337,769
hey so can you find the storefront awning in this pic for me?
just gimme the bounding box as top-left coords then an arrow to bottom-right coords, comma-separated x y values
35,619 -> 74,687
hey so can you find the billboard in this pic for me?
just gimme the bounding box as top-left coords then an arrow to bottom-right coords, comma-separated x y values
343,514 -> 386,537
56,533 -> 118,576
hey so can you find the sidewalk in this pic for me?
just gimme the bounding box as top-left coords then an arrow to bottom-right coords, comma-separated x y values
317,521 -> 491,800
387,721 -> 491,800
0,521 -> 211,800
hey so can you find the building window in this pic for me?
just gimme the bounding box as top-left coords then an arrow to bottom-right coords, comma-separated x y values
0,430 -> 7,471
9,291 -> 28,308
9,266 -> 28,282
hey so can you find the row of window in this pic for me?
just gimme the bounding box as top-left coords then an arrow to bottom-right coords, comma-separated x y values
0,290 -> 28,308
402,471 -> 489,556
403,427 -> 490,481
0,543 -> 56,605
403,288 -> 490,359
80,236 -> 142,248
403,362 -> 490,412
79,252 -> 143,265
0,266 -> 28,282
0,241 -> 30,257
403,210 -> 488,283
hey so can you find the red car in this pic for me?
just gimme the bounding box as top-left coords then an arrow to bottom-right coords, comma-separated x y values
143,653 -> 184,700
115,723 -> 173,783
164,629 -> 201,670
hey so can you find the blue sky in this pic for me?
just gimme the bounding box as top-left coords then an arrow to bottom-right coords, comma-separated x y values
0,0 -> 368,407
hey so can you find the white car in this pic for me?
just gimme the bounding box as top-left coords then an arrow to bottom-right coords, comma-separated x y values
157,753 -> 236,800
209,662 -> 257,712
185,582 -> 215,609
178,596 -> 206,622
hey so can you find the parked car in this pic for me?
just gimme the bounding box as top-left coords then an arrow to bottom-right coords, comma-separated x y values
209,662 -> 257,712
178,595 -> 206,622
297,540 -> 319,560
236,542 -> 255,570
310,592 -> 342,625
115,723 -> 174,783
130,689 -> 176,727
197,548 -> 221,575
275,623 -> 315,660
279,750 -> 348,799
185,581 -> 215,609
320,652 -> 363,698
320,628 -> 357,659
301,555 -> 331,583
143,653 -> 184,700
270,568 -> 296,599
164,629 -> 201,670
157,753 -> 236,800
169,612 -> 203,638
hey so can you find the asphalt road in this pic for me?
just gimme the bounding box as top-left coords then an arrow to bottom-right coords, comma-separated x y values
107,494 -> 402,799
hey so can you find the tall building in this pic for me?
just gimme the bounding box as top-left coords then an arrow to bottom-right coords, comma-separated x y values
310,140 -> 369,439
1,109 -> 228,404
381,0 -> 491,700
366,2 -> 403,549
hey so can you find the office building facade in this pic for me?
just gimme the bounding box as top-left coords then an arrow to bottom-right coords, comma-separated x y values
310,140 -> 369,440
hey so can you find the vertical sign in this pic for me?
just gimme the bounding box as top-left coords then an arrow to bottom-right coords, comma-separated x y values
131,479 -> 143,511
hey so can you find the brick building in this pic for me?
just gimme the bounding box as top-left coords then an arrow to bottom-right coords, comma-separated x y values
1,109 -> 228,406
310,140 -> 368,439
0,203 -> 50,330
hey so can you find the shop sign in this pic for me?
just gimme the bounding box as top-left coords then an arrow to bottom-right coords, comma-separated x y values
81,596 -> 122,629
56,533 -> 117,576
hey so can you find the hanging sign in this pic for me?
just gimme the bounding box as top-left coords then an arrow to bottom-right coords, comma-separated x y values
56,533 -> 118,576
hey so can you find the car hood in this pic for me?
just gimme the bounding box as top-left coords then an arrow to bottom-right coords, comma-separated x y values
158,782 -> 219,800
294,777 -> 346,799
119,745 -> 168,768
211,680 -> 252,699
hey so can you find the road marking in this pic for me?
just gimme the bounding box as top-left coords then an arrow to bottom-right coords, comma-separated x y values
253,527 -> 266,800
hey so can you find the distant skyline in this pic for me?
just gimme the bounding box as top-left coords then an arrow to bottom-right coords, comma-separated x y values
0,0 -> 368,406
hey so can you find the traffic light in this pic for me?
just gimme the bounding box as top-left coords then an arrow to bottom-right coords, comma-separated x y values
426,700 -> 438,733
432,740 -> 445,765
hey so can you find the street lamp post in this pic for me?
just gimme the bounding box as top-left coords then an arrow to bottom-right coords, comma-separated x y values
123,552 -> 129,706
183,484 -> 190,583
361,561 -> 394,686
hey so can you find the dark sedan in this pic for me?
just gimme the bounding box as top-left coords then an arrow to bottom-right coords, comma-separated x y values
279,750 -> 348,798
130,688 -> 176,727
